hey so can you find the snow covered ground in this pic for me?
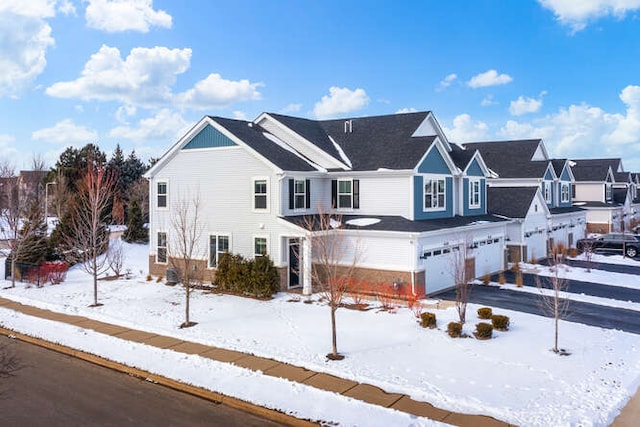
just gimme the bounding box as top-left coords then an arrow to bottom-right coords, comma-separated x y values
1,244 -> 640,426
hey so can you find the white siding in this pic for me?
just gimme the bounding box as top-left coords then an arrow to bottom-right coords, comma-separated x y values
336,233 -> 413,271
357,175 -> 411,217
149,147 -> 300,268
575,183 -> 604,202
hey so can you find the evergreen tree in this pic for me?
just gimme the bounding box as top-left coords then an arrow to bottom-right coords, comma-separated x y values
123,199 -> 148,243
18,199 -> 50,263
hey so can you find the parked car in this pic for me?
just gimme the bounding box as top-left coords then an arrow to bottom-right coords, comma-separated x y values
576,233 -> 640,258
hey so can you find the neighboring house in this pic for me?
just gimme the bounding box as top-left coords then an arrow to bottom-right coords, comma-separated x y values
462,139 -> 585,257
145,111 -> 509,296
571,159 -> 626,233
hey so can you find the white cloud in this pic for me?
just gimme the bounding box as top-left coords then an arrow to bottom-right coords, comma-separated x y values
509,94 -> 544,116
109,109 -> 190,143
313,87 -> 370,119
443,114 -> 489,142
46,45 -> 262,110
538,0 -> 640,32
604,85 -> 640,144
46,45 -> 190,106
467,70 -> 513,89
0,1 -> 56,97
32,119 -> 99,145
0,134 -> 17,157
58,0 -> 76,15
481,95 -> 497,106
280,103 -> 302,114
437,73 -> 457,91
232,111 -> 247,120
85,0 -> 172,33
174,73 -> 263,110
115,104 -> 137,124
396,107 -> 417,114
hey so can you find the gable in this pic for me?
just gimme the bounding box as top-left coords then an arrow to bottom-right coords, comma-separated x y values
182,124 -> 237,150
606,169 -> 614,183
417,142 -> 452,174
560,165 -> 572,181
466,157 -> 484,177
531,141 -> 548,161
543,165 -> 555,181
527,190 -> 550,217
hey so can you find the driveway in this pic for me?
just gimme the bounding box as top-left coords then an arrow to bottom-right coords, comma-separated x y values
436,260 -> 640,335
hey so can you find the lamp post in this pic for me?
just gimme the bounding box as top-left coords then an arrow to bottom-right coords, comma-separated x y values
45,181 -> 56,222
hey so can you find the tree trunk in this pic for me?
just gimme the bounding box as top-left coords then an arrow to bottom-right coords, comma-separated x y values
330,305 -> 338,357
10,257 -> 16,288
185,280 -> 190,325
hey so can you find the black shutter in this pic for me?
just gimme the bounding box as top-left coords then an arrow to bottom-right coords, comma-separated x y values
288,179 -> 294,209
353,179 -> 360,209
305,179 -> 311,209
331,180 -> 337,208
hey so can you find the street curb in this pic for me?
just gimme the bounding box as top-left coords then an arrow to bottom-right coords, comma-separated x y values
0,326 -> 317,427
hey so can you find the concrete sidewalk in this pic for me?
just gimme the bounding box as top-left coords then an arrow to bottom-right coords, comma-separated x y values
0,296 -> 513,426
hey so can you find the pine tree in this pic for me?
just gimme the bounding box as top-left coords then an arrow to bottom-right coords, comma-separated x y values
123,199 -> 148,243
18,200 -> 50,263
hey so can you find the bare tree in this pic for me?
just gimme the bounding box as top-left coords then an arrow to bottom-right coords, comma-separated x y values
450,235 -> 475,324
303,209 -> 360,360
580,239 -> 595,273
168,192 -> 204,328
63,162 -> 116,306
0,166 -> 43,287
107,238 -> 126,278
537,244 -> 571,355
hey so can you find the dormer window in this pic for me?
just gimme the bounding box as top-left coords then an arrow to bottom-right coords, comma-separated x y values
543,181 -> 552,204
469,179 -> 480,208
424,177 -> 445,211
606,183 -> 612,202
561,183 -> 570,203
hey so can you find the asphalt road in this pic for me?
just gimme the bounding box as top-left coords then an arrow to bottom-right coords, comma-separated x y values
437,260 -> 640,335
0,336 -> 282,427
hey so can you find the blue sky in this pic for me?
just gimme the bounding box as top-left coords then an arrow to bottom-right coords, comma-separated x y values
2,0 -> 640,171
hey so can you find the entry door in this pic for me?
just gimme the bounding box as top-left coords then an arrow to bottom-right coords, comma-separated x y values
288,238 -> 301,288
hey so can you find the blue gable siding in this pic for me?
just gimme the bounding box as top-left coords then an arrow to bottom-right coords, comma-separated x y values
417,145 -> 450,174
543,167 -> 554,181
466,158 -> 484,177
413,175 -> 453,220
463,177 -> 486,216
183,124 -> 237,150
560,166 -> 571,181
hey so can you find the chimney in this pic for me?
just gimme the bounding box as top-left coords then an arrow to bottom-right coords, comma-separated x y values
344,119 -> 353,133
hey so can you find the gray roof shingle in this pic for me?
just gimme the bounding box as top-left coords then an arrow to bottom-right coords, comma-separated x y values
462,140 -> 547,178
487,187 -> 539,218
571,158 -> 620,182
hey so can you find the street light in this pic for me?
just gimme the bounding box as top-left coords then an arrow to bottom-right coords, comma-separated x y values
45,181 -> 56,222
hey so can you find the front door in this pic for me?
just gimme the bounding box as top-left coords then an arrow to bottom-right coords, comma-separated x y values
288,238 -> 301,288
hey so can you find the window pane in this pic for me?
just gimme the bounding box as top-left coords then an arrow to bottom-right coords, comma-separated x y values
339,195 -> 352,208
338,180 -> 351,193
255,195 -> 267,209
425,194 -> 432,208
209,236 -> 217,267
255,238 -> 267,256
295,195 -> 305,209
438,180 -> 445,192
438,194 -> 445,207
255,180 -> 267,194
295,180 -> 305,193
218,235 -> 229,252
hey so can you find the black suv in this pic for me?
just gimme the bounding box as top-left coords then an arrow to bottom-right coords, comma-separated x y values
576,233 -> 640,258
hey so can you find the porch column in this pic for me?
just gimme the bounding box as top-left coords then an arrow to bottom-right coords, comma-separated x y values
302,237 -> 312,295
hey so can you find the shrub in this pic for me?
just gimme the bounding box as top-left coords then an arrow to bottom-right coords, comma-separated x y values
474,322 -> 493,340
41,261 -> 68,284
156,275 -> 163,283
569,247 -> 578,258
482,275 -> 490,285
477,307 -> 492,319
146,274 -> 152,281
491,314 -> 510,331
447,321 -> 462,338
420,312 -> 436,328
216,252 -> 279,298
498,273 -> 506,284
515,271 -> 523,288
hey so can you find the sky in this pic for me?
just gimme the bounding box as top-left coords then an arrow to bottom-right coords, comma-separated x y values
2,0 -> 640,171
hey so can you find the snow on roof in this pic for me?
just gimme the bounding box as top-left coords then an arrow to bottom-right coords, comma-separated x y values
345,218 -> 381,227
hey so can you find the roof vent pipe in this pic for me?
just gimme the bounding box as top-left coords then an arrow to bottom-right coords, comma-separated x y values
344,119 -> 352,133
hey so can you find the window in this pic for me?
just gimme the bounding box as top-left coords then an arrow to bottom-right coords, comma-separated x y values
543,181 -> 551,204
208,234 -> 230,268
288,179 -> 310,210
606,184 -> 612,201
254,237 -> 267,257
561,183 -> 570,203
254,179 -> 267,210
156,232 -> 167,263
331,179 -> 359,209
338,180 -> 352,208
424,178 -> 445,210
469,179 -> 480,208
157,182 -> 167,208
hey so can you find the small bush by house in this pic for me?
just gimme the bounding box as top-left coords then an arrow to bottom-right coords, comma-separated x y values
447,321 -> 462,338
477,307 -> 492,319
491,314 -> 510,331
474,322 -> 493,340
420,312 -> 436,328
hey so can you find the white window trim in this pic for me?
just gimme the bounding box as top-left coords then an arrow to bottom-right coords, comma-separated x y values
543,181 -> 552,204
605,183 -> 612,201
337,178 -> 354,210
156,180 -> 168,210
561,183 -> 570,203
208,233 -> 231,269
293,179 -> 307,211
156,231 -> 168,264
253,235 -> 269,258
468,178 -> 481,209
423,175 -> 446,212
252,177 -> 270,213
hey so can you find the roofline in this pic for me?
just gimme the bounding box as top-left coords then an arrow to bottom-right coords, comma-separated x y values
413,137 -> 460,175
